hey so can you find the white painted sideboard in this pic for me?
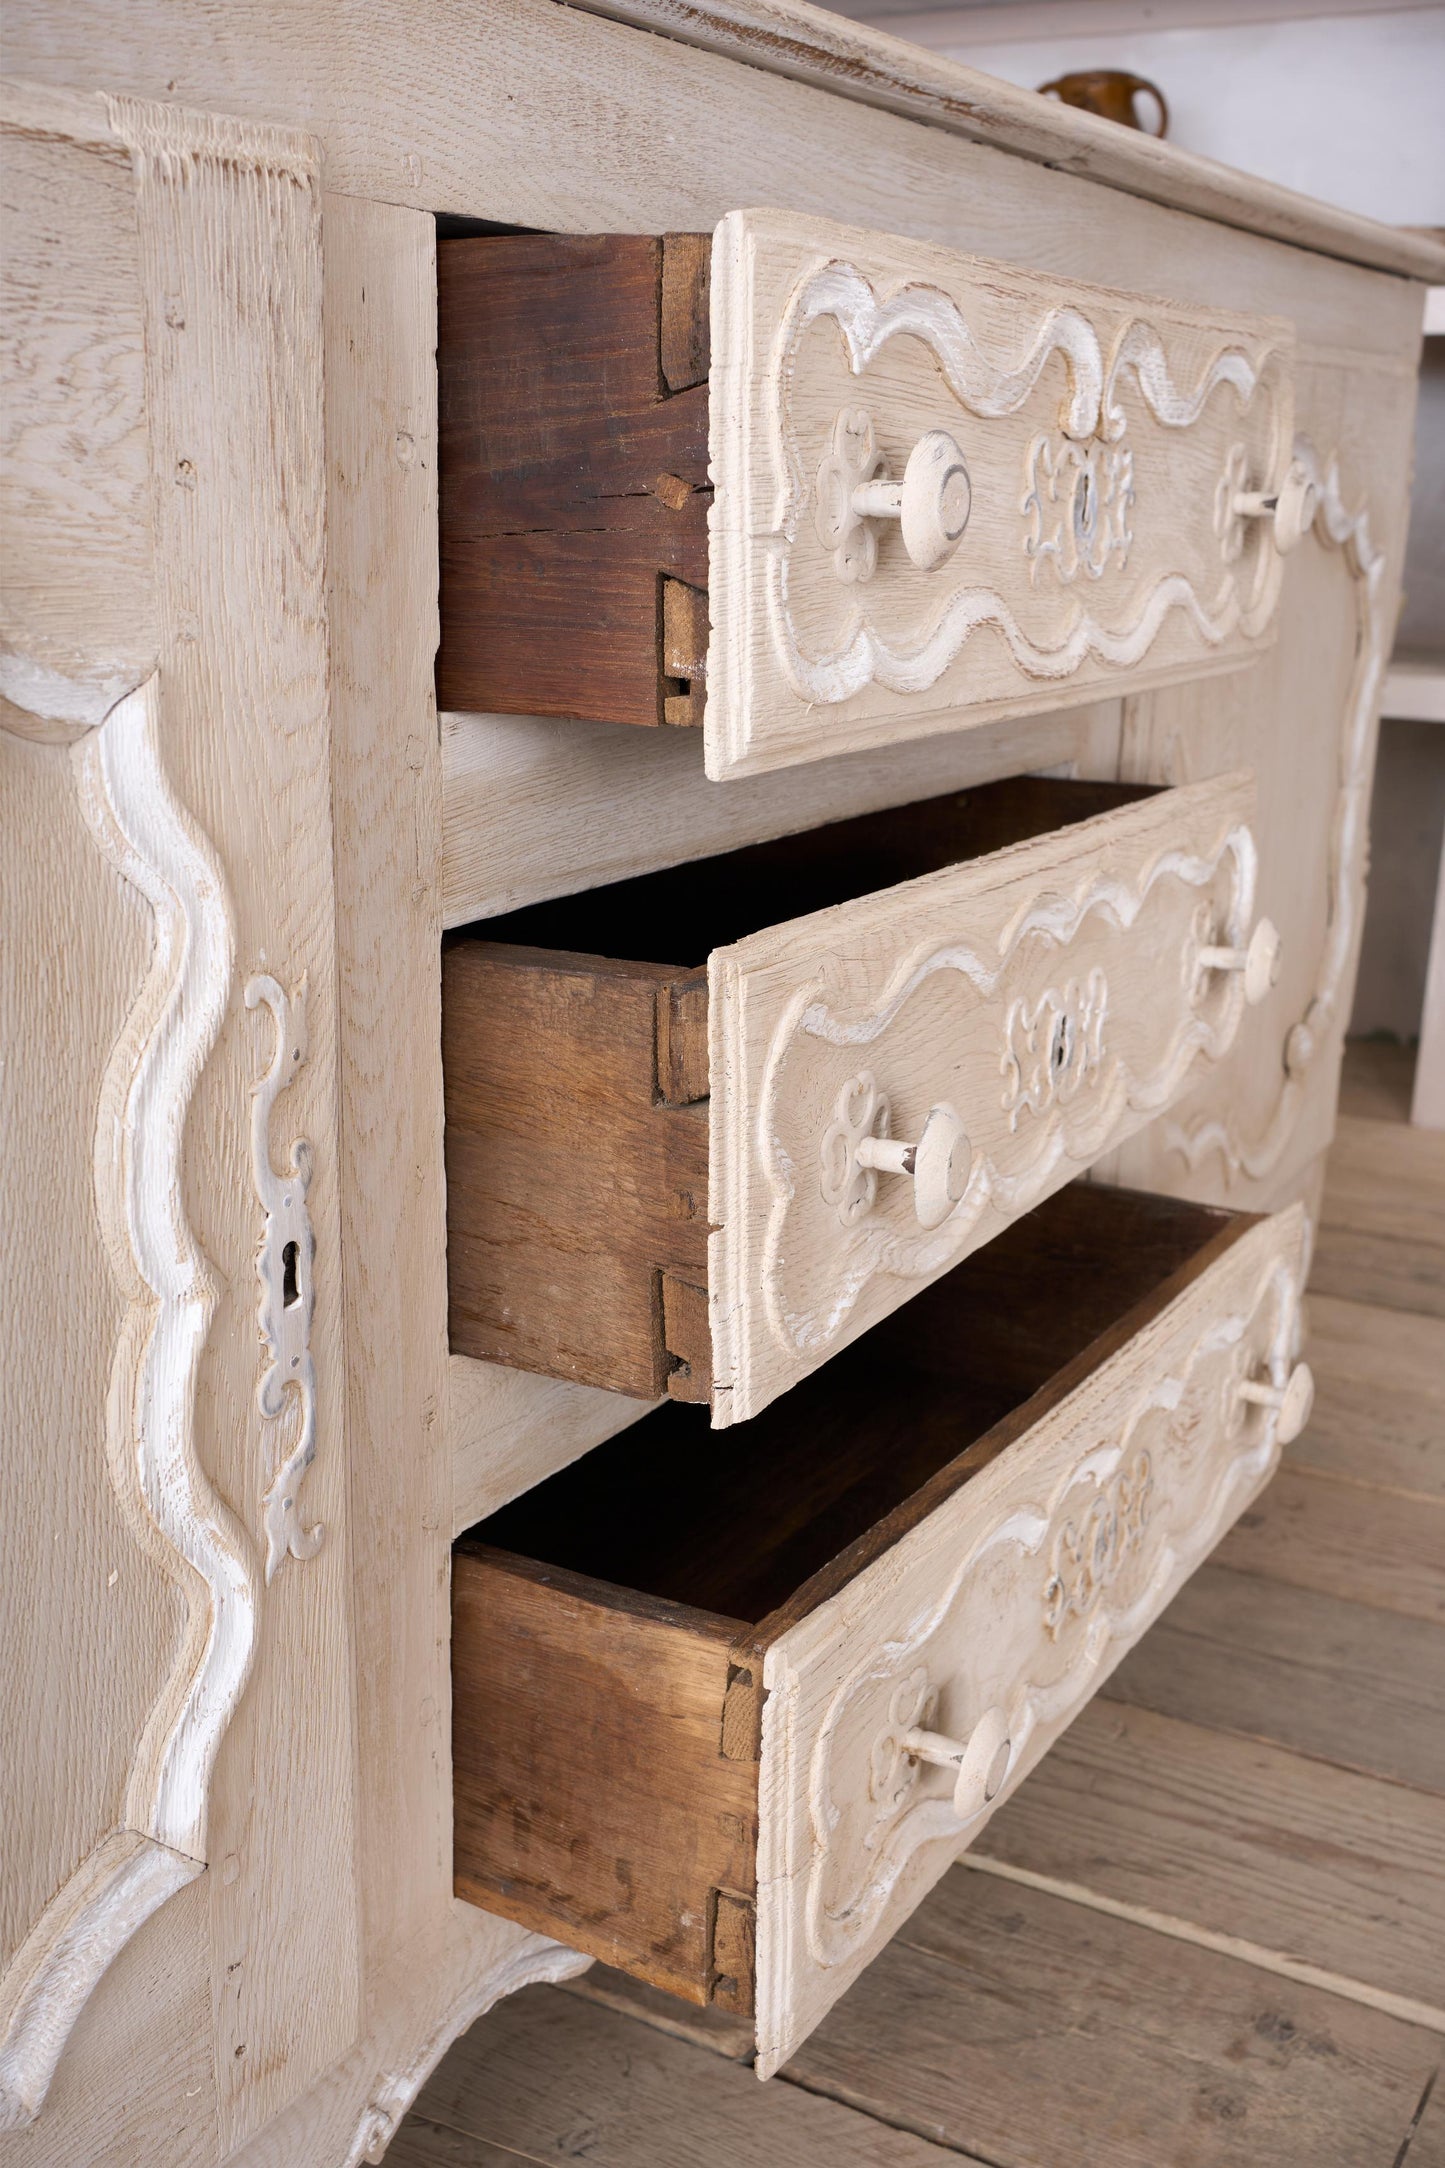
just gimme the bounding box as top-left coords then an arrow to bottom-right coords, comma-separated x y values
0,4 -> 1437,2161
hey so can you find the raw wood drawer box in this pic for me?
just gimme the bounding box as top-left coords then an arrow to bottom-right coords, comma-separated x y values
443,770 -> 1280,1424
437,208 -> 1305,780
453,1182 -> 1312,2076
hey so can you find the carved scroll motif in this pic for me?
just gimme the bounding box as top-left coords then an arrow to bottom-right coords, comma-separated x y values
765,256 -> 1290,707
246,972 -> 322,1581
1042,1448 -> 1153,1636
1,673 -> 254,2131
1167,439 -> 1388,1183
790,1234 -> 1303,1984
1000,967 -> 1109,1129
1023,436 -> 1134,585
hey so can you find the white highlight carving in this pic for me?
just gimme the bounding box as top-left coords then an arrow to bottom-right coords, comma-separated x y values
1167,440 -> 1387,1181
758,827 -> 1256,1359
343,1938 -> 591,2168
798,1245 -> 1301,1974
820,1071 -> 893,1227
1043,1448 -> 1153,1636
1,674 -> 255,2130
246,973 -> 322,1581
766,258 -> 1287,706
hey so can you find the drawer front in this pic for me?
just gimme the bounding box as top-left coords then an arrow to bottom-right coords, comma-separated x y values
709,770 -> 1267,1425
709,208 -> 1296,779
753,1201 -> 1308,2078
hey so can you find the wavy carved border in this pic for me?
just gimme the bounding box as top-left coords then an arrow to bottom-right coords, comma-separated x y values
802,1236 -> 1303,1972
764,256 -> 1290,706
757,822 -> 1257,1358
0,675 -> 255,2130
1165,438 -> 1387,1182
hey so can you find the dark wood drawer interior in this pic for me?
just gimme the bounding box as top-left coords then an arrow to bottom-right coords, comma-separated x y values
437,231 -> 711,729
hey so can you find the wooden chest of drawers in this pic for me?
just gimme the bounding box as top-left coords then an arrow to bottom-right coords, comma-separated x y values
2,7 -> 1433,2157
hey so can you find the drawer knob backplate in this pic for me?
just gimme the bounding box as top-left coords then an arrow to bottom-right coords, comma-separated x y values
815,407 -> 971,583
902,1705 -> 1013,1821
1237,1359 -> 1315,1445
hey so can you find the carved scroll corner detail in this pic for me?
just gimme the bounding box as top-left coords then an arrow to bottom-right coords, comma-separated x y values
245,970 -> 321,1582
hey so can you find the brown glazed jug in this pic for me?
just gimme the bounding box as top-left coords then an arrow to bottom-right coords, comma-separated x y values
1037,69 -> 1169,135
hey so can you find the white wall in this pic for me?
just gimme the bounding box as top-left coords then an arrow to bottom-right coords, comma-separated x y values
889,7 -> 1445,226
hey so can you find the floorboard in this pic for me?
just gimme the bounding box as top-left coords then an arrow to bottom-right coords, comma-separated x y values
1310,1116 -> 1445,1318
788,1870 -> 1442,2168
403,1990 -> 972,2165
1297,1294 -> 1445,1498
1104,1565 -> 1445,1793
1210,1465 -> 1445,1622
971,1698 -> 1445,2017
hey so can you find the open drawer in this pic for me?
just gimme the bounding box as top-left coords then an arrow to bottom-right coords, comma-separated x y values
453,1182 -> 1312,2076
437,208 -> 1304,780
444,770 -> 1280,1424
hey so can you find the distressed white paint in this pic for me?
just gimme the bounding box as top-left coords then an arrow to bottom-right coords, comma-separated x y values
708,206 -> 1294,778
754,1204 -> 1308,2078
709,773 -> 1263,1424
1166,441 -> 1387,1180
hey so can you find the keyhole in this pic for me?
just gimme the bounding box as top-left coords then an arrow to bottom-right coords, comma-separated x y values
1051,1014 -> 1073,1074
281,1239 -> 300,1309
1074,467 -> 1096,544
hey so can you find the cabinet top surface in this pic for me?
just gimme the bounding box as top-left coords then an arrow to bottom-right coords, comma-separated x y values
570,0 -> 1445,282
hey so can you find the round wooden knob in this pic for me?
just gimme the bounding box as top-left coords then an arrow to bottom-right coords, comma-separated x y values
1198,917 -> 1282,1006
857,1105 -> 972,1230
900,431 -> 972,569
819,409 -> 971,580
1242,919 -> 1283,1005
1238,1360 -> 1315,1445
911,1105 -> 973,1228
903,1704 -> 1013,1820
1231,460 -> 1317,557
1271,461 -> 1319,555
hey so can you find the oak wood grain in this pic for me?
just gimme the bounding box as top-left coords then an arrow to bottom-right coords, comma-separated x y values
1104,1567 -> 1445,1796
787,1868 -> 1443,2168
1310,1115 -> 1445,1319
437,232 -> 709,728
974,1698 -> 1445,2014
452,1550 -> 756,2006
1296,1294 -> 1445,1499
401,1987 -> 973,2166
1210,1467 -> 1445,1624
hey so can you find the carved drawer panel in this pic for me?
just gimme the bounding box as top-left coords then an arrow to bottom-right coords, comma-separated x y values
444,769 -> 1277,1426
452,1183 -> 1311,2072
437,212 -> 1300,780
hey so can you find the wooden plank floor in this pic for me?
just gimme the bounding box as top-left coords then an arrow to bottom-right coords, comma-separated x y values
398,1042 -> 1445,2167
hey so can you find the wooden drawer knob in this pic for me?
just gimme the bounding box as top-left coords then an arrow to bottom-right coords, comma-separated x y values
902,1704 -> 1012,1820
1237,1359 -> 1315,1445
1198,916 -> 1282,1005
816,408 -> 972,582
1230,458 -> 1318,556
855,1104 -> 973,1231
